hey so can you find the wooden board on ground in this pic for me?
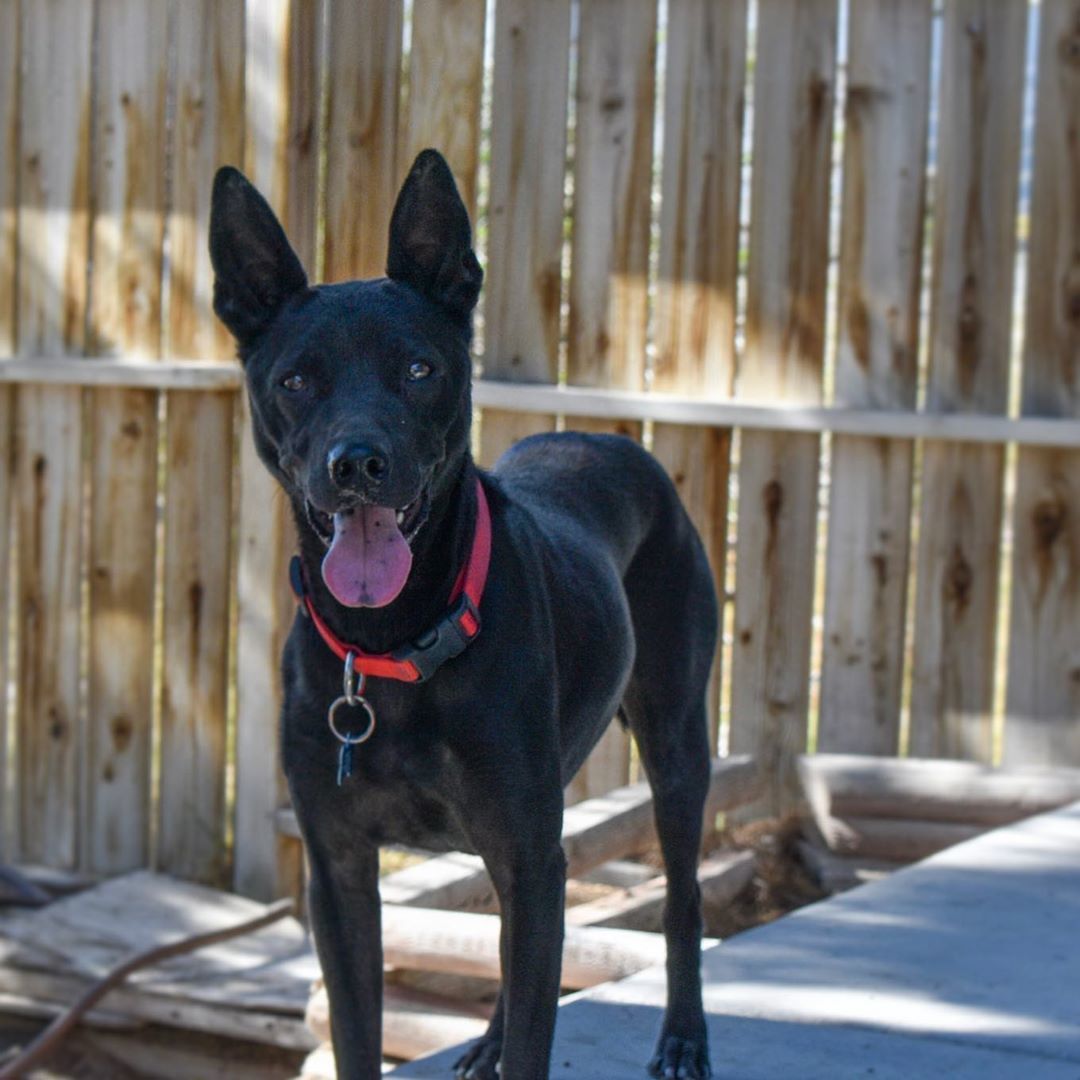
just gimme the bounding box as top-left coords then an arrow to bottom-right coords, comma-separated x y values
909,0 -> 1028,760
479,0 -> 571,467
1004,0 -> 1080,767
730,0 -> 837,816
818,0 -> 932,755
0,872 -> 319,1041
14,0 -> 94,868
377,755 -> 759,910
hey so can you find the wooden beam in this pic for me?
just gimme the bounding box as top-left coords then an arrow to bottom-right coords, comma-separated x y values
798,753 -> 1080,826
378,904 -> 696,989
565,850 -> 755,932
0,357 -> 242,389
4,363 -> 1080,450
370,755 -> 760,910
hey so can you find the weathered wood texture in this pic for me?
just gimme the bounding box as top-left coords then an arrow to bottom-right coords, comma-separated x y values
731,0 -> 837,814
1004,0 -> 1080,766
0,0 -> 19,853
651,0 -> 748,749
323,0 -> 402,283
819,0 -> 932,755
83,0 -> 167,876
567,0 -> 656,393
377,756 -> 760,911
14,0 -> 93,868
563,0 -> 657,801
798,752 -> 1080,826
155,0 -> 245,889
910,0 -> 1027,761
478,0 -> 571,468
403,0 -> 486,218
653,0 -> 746,397
233,0 -> 315,901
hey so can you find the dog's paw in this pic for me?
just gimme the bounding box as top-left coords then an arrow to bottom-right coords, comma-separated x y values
453,1036 -> 501,1079
647,1034 -> 711,1079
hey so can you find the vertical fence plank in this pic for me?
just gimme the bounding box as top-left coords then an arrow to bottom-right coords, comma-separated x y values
730,0 -> 837,815
909,1 -> 1027,761
82,0 -> 167,876
564,0 -> 657,801
157,0 -> 246,888
402,0 -> 485,219
818,0 -> 932,755
233,0 -> 320,900
14,0 -> 92,868
323,0 -> 402,283
567,0 -> 656,394
480,0 -> 572,468
1004,0 -> 1080,766
0,0 -> 19,852
651,0 -> 748,752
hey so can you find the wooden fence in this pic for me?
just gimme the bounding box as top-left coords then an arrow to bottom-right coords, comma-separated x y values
1,0 -> 1078,901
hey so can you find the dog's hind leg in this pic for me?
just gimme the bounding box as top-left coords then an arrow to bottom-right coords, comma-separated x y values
626,687 -> 713,1079
621,533 -> 717,1078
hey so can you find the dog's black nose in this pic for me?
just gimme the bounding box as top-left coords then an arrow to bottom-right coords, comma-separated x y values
328,442 -> 388,490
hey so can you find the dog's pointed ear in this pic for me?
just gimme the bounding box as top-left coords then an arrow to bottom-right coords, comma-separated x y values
209,166 -> 308,347
386,150 -> 482,318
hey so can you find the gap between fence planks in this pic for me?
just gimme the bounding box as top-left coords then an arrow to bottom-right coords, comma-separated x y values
367,755 -> 760,911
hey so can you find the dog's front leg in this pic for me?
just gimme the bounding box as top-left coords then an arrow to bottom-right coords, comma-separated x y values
495,847 -> 567,1077
306,838 -> 383,1080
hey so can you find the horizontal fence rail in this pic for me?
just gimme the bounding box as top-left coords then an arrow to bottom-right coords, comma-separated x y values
4,358 -> 1080,449
1,0 -> 1077,900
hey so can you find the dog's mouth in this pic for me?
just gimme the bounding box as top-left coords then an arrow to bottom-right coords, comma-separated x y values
306,489 -> 431,609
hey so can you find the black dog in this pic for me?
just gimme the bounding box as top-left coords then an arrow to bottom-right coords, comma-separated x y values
210,150 -> 717,1080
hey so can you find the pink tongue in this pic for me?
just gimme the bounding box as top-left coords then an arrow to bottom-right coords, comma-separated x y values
321,506 -> 413,608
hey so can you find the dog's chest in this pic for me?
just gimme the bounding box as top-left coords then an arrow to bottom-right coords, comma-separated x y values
284,688 -> 474,853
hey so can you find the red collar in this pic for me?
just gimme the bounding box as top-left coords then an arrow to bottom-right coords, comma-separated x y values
289,477 -> 491,684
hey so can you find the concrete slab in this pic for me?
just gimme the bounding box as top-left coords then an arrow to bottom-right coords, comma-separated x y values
391,800 -> 1080,1078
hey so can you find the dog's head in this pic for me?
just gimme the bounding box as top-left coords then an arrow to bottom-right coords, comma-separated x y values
209,150 -> 482,608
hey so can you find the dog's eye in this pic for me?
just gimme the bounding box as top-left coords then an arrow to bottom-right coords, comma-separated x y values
281,373 -> 306,392
407,360 -> 433,382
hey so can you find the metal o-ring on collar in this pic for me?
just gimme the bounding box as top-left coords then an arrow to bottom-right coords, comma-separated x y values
327,694 -> 376,745
328,650 -> 376,745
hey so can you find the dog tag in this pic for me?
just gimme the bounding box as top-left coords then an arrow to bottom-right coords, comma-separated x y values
337,741 -> 354,786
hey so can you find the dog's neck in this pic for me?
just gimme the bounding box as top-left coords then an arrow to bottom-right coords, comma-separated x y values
293,453 -> 480,657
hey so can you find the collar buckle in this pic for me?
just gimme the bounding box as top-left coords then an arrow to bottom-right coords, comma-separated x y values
394,593 -> 482,683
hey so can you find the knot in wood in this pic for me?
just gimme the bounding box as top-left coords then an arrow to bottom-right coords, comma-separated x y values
945,544 -> 973,611
1033,496 -> 1066,552
763,479 -> 783,529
